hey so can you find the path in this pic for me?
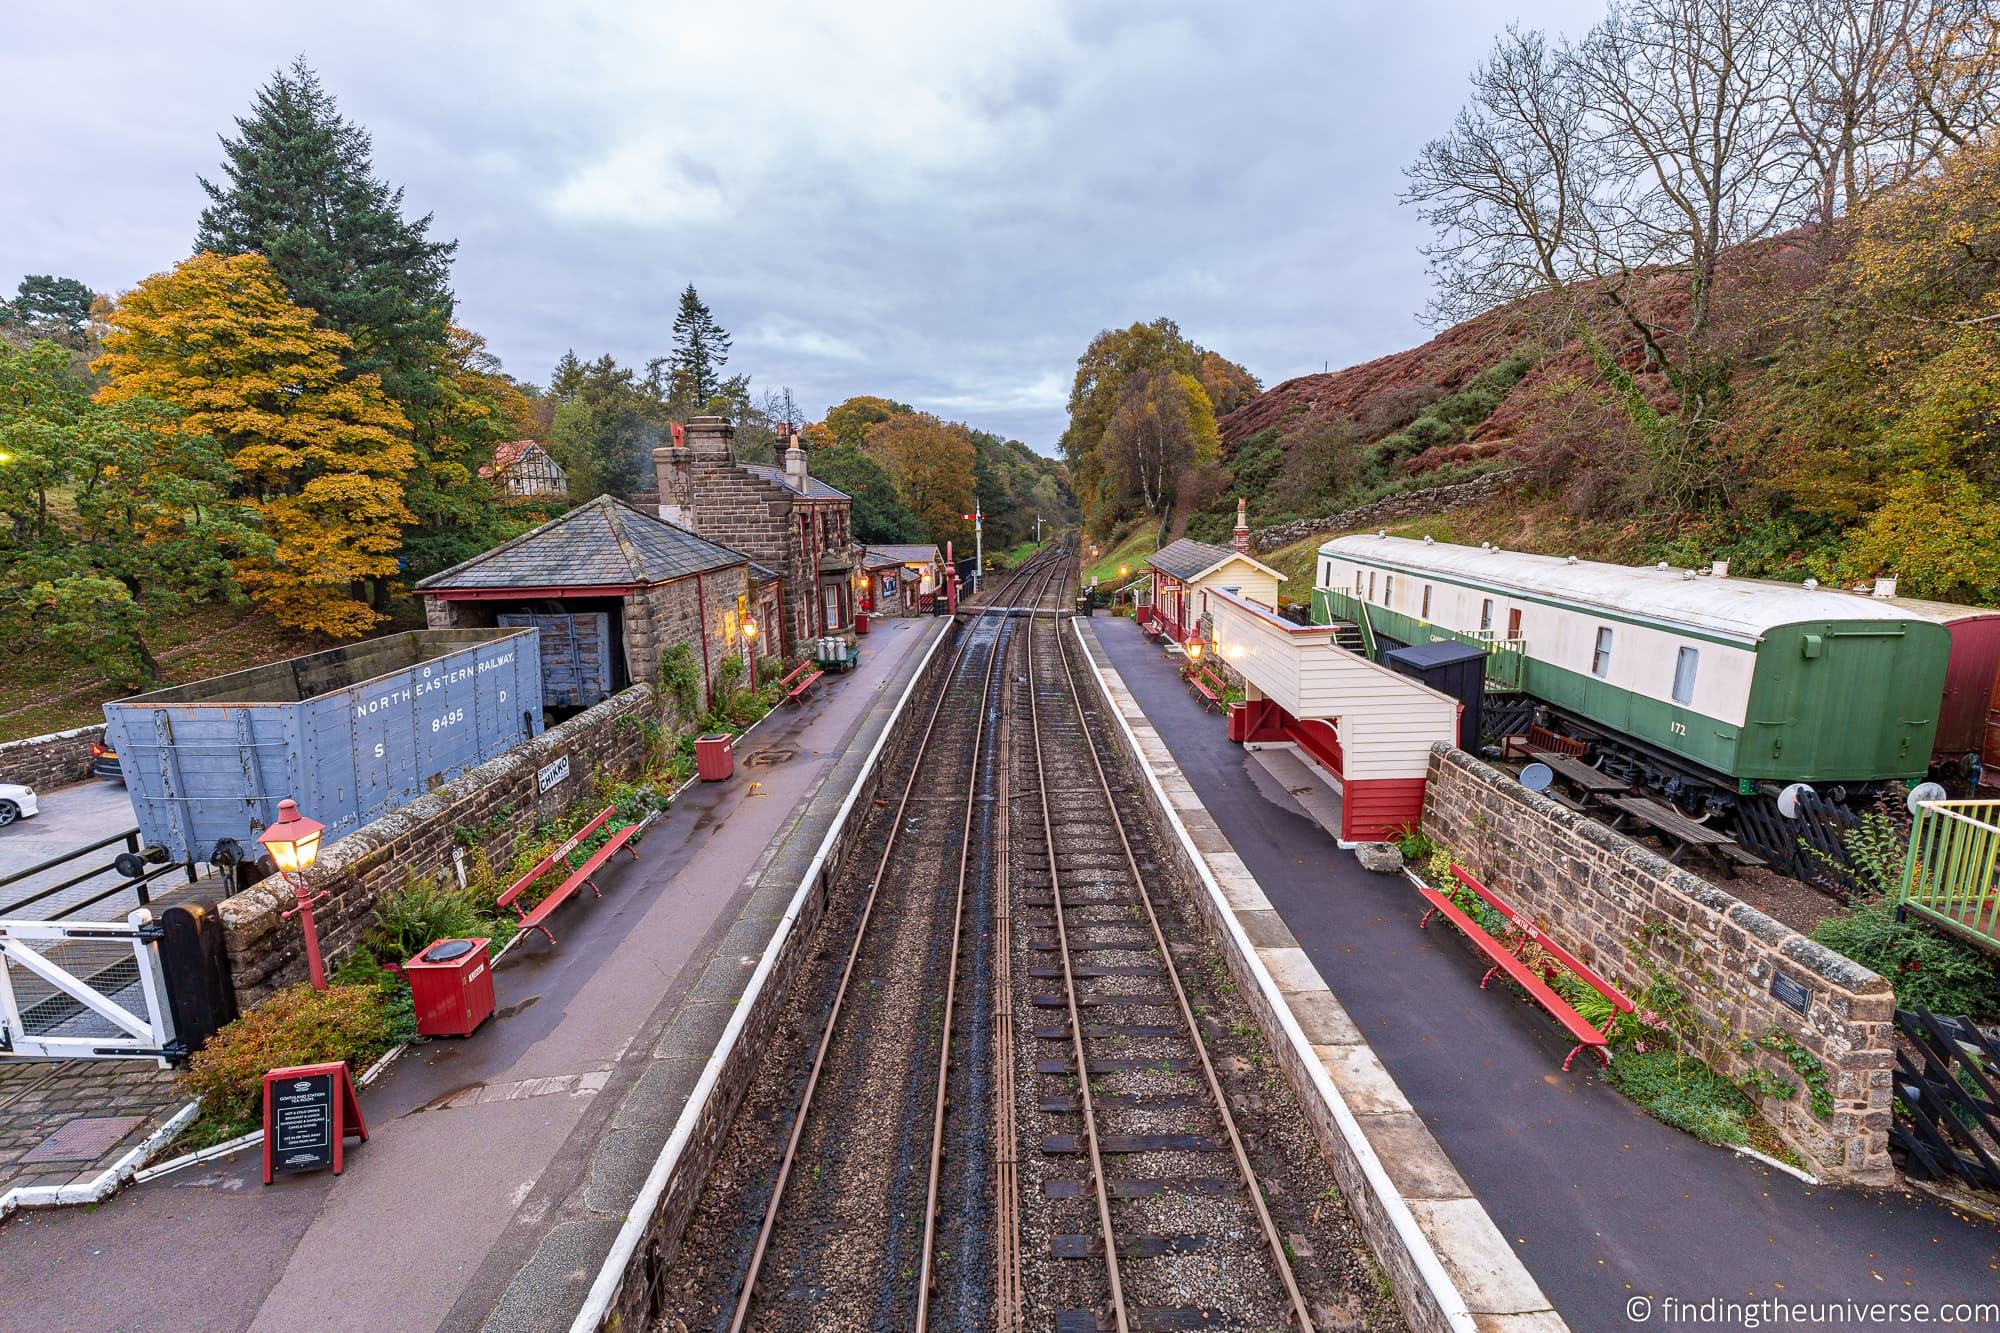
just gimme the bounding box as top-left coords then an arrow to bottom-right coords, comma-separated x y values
1088,613 -> 2000,1331
0,616 -> 943,1333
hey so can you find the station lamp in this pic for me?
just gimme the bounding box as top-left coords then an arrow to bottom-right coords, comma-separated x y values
743,619 -> 759,641
1185,639 -> 1204,661
259,798 -> 331,990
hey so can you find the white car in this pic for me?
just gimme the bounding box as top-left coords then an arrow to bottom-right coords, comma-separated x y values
0,783 -> 39,826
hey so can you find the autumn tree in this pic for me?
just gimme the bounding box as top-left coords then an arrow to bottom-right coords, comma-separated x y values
864,413 -> 976,549
0,341 -> 259,684
1101,370 -> 1220,521
809,443 -> 926,543
94,252 -> 415,637
823,394 -> 909,449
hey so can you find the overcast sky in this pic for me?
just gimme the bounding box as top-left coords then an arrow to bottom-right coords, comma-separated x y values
4,1 -> 1605,452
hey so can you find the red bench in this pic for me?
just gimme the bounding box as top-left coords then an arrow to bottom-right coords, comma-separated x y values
495,806 -> 642,948
1184,663 -> 1227,712
1415,864 -> 1633,1071
778,659 -> 823,707
1507,724 -> 1588,760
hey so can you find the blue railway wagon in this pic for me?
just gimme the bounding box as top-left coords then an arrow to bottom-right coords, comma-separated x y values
104,628 -> 542,866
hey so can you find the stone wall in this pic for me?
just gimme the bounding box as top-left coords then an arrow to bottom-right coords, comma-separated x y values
1421,744 -> 1895,1182
217,685 -> 656,1003
0,724 -> 105,791
627,566 -> 760,707
1249,468 -> 1518,556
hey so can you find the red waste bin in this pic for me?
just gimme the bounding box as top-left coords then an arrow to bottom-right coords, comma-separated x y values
403,938 -> 495,1038
1226,702 -> 1250,743
696,732 -> 734,782
854,611 -> 870,636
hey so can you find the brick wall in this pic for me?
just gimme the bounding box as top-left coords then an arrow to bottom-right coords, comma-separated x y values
0,724 -> 105,790
217,685 -> 656,1003
1421,745 -> 1895,1182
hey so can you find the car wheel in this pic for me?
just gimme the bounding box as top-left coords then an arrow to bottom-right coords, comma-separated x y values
0,801 -> 18,827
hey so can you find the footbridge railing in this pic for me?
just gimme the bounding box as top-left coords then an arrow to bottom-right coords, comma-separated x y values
1901,800 -> 2000,951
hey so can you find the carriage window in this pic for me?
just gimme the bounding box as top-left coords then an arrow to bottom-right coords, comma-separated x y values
1672,646 -> 1699,705
1480,598 -> 1494,632
1368,572 -> 1376,601
1383,575 -> 1394,606
1592,627 -> 1614,678
1353,569 -> 1363,595
1421,585 -> 1432,619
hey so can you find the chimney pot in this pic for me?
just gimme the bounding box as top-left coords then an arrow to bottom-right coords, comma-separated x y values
1232,498 -> 1251,555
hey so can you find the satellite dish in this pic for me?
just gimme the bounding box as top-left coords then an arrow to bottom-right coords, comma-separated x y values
1520,762 -> 1555,793
1777,783 -> 1814,819
1908,781 -> 1949,814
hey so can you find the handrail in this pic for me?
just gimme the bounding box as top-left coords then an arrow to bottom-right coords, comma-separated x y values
1902,800 -> 2000,950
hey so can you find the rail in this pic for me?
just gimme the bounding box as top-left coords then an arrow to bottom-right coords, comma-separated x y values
1315,587 -> 1529,686
1901,800 -> 2000,952
0,827 -> 194,921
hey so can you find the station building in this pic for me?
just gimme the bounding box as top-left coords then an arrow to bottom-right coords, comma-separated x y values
1141,500 -> 1286,644
857,544 -> 944,616
652,417 -> 856,657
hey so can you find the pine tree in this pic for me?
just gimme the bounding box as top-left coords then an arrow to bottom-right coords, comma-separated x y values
94,252 -> 415,638
196,58 -> 457,410
667,284 -> 731,412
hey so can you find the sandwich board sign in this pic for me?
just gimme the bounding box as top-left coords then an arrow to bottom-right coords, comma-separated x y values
262,1061 -> 368,1183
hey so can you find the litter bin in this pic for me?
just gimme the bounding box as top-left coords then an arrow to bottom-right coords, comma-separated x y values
1226,702 -> 1250,743
403,938 -> 495,1038
854,611 -> 870,636
696,732 -> 734,782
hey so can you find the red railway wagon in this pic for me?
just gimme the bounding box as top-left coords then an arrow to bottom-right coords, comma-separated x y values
1886,598 -> 2000,783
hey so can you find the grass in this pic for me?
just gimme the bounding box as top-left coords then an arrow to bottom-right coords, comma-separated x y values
0,597 -> 426,743
1082,520 -> 1157,590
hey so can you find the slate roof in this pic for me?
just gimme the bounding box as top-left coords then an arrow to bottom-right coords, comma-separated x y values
742,462 -> 851,501
1148,538 -> 1237,583
415,495 -> 748,592
861,544 -> 941,566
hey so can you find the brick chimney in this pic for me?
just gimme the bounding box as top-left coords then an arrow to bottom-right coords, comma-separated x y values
653,421 -> 695,526
683,415 -> 733,459
783,427 -> 809,491
1232,497 -> 1251,555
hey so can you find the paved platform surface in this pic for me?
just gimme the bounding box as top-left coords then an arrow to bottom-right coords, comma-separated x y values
1091,614 -> 2000,1331
0,616 -> 944,1333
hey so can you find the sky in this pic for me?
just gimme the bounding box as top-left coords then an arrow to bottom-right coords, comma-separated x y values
2,1 -> 1606,453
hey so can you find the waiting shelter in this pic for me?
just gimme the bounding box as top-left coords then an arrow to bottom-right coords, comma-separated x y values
1208,588 -> 1460,843
1141,538 -> 1285,645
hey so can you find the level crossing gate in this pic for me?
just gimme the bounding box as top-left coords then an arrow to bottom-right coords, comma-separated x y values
0,910 -> 178,1064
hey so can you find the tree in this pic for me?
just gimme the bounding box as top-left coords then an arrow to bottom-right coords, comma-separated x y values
1195,350 -> 1261,418
398,327 -> 541,577
809,444 -> 926,543
94,252 -> 415,638
667,284 -> 732,411
0,276 -> 97,349
864,413 -> 976,548
0,341 -> 258,685
823,394 -> 909,449
1101,370 -> 1220,520
545,353 -> 656,499
197,58 -> 457,411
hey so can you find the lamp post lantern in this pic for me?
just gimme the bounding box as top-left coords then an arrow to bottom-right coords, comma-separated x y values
259,798 -> 330,990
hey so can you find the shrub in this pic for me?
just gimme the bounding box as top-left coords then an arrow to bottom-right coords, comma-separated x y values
180,984 -> 390,1127
1393,825 -> 1434,863
374,877 -> 495,960
331,945 -> 417,1045
1434,383 -> 1500,428
1812,902 -> 2000,1017
1402,413 -> 1462,451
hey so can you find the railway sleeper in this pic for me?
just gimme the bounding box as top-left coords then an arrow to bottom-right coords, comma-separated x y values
1055,1308 -> 1236,1331
1031,964 -> 1161,978
1046,1175 -> 1235,1198
1041,1092 -> 1205,1112
1052,1233 -> 1210,1258
1028,937 -> 1158,953
1037,1056 -> 1197,1074
1032,992 -> 1175,1008
1033,1023 -> 1185,1039
1026,894 -> 1141,907
1043,1133 -> 1224,1154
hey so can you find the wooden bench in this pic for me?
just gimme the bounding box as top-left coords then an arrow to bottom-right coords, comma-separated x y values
778,659 -> 823,706
1183,663 -> 1227,712
495,806 -> 643,948
1415,864 -> 1633,1071
1602,793 -> 1763,878
1507,724 -> 1588,760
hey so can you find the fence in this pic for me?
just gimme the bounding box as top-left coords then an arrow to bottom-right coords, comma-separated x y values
1901,800 -> 2000,952
1315,587 -> 1525,686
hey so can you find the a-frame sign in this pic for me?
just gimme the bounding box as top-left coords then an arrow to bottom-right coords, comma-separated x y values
262,1060 -> 368,1183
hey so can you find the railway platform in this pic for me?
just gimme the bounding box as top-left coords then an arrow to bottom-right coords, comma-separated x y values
1085,612 -> 2000,1330
0,614 -> 948,1333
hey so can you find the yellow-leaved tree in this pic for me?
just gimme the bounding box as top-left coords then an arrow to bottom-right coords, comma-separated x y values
94,252 -> 415,637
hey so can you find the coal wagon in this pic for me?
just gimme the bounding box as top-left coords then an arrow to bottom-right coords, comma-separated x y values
103,628 -> 542,868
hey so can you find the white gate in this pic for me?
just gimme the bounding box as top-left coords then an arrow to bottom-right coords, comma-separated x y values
0,909 -> 178,1065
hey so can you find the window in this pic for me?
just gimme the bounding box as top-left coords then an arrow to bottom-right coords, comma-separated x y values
1592,626 -> 1614,678
1353,570 -> 1363,595
1672,646 -> 1699,705
1383,575 -> 1394,607
1480,599 -> 1494,632
1421,585 -> 1432,619
1367,572 -> 1376,600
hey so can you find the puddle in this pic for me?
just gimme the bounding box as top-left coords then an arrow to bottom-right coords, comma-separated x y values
493,994 -> 541,1021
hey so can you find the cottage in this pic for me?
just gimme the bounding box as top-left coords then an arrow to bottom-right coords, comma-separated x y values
1142,501 -> 1286,645
414,495 -> 773,714
481,440 -> 568,499
653,417 -> 856,656
857,544 -> 944,616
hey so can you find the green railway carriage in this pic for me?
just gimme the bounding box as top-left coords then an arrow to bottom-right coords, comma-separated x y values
1312,535 -> 1951,789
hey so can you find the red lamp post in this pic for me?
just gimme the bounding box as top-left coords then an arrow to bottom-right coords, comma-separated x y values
259,798 -> 330,991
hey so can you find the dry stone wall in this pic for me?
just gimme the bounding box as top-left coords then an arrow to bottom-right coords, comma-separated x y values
0,724 -> 106,791
218,685 -> 655,1002
1421,744 -> 1895,1182
1249,468 -> 1518,556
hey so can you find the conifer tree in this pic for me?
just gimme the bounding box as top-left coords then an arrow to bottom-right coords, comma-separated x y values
667,284 -> 731,411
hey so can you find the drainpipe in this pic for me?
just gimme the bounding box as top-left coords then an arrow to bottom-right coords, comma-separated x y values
695,570 -> 713,709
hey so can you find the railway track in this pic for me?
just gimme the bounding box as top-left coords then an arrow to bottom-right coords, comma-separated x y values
1014,581 -> 1314,1331
659,543 -> 1393,1332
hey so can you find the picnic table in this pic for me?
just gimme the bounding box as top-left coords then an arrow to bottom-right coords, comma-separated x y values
1601,793 -> 1763,878
1526,748 -> 1630,803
